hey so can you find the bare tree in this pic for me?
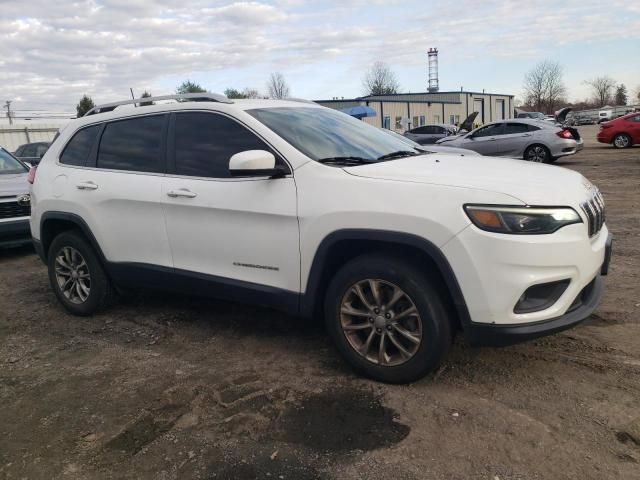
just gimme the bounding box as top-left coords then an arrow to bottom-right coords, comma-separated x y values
522,60 -> 566,113
584,76 -> 616,107
139,91 -> 154,106
362,61 -> 400,95
266,72 -> 290,99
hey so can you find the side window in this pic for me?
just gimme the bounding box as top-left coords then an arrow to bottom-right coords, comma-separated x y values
36,144 -> 49,157
503,123 -> 529,134
60,125 -> 101,166
22,145 -> 37,157
411,126 -> 429,134
630,115 -> 640,122
474,124 -> 503,137
174,112 -> 280,178
527,124 -> 541,132
14,146 -> 24,156
98,115 -> 165,173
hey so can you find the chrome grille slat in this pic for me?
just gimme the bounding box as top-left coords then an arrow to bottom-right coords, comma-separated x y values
580,189 -> 605,237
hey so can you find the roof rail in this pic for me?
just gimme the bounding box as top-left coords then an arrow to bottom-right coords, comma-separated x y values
84,92 -> 233,116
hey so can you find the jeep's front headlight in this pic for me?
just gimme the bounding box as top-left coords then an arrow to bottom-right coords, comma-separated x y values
464,205 -> 582,234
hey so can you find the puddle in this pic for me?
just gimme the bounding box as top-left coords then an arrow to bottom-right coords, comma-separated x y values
276,387 -> 410,454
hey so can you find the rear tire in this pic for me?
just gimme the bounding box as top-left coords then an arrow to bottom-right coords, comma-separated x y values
47,231 -> 116,316
613,134 -> 632,149
324,254 -> 452,384
524,144 -> 551,163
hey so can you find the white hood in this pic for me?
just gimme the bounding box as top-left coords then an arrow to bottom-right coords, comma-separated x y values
344,154 -> 593,206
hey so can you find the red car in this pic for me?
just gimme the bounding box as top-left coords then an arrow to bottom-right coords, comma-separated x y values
597,112 -> 640,148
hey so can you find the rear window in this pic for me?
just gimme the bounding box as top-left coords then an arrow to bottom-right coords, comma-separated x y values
60,125 -> 101,166
98,115 -> 165,173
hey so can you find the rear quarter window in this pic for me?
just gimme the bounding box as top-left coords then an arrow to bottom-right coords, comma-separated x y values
60,125 -> 102,166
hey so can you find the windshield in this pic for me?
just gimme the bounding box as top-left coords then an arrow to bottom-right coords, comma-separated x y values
0,148 -> 28,174
247,107 -> 421,163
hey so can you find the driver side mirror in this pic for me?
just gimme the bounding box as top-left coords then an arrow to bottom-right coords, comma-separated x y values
229,150 -> 287,178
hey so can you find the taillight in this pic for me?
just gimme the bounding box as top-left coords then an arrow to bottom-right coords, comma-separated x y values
27,166 -> 37,184
556,129 -> 573,139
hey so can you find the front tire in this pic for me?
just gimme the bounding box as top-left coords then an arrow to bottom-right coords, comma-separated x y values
324,254 -> 452,383
613,134 -> 632,149
48,230 -> 116,316
524,144 -> 551,163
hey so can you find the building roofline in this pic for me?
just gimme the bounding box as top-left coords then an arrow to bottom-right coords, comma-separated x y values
316,91 -> 514,103
315,98 -> 462,105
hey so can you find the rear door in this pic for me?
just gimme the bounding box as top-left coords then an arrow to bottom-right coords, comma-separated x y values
58,114 -> 172,269
495,122 -> 531,157
161,111 -> 299,296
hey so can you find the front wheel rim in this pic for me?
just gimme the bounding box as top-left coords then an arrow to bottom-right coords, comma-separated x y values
615,136 -> 629,148
54,246 -> 91,304
340,279 -> 423,366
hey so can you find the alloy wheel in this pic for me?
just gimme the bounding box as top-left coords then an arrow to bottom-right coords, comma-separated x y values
54,246 -> 91,304
340,279 -> 423,366
614,135 -> 630,148
526,146 -> 547,162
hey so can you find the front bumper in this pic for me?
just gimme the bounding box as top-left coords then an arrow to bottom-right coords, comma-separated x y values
442,221 -> 610,329
464,274 -> 604,346
0,217 -> 31,248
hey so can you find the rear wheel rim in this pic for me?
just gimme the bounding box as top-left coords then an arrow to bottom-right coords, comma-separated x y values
340,279 -> 423,366
54,246 -> 91,304
614,135 -> 629,148
526,146 -> 547,162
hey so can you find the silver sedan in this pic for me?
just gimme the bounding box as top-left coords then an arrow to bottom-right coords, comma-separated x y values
436,119 -> 583,163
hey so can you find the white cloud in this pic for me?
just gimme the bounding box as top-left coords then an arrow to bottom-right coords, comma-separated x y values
0,0 -> 638,110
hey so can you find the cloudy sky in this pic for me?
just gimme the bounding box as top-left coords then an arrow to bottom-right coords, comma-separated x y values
1,0 -> 639,112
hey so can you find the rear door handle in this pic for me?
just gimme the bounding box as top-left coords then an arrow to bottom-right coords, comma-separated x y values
167,189 -> 197,198
521,133 -> 532,137
76,181 -> 98,190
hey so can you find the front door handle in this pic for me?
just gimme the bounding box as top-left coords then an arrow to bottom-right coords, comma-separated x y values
76,181 -> 98,190
167,189 -> 197,198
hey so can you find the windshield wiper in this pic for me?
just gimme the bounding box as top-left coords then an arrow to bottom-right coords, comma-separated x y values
317,156 -> 374,166
376,150 -> 421,161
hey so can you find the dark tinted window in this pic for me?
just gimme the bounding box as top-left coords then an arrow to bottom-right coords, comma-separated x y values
527,124 -> 541,131
503,123 -> 529,134
22,144 -> 37,157
630,115 -> 640,122
60,125 -> 101,166
410,126 -> 430,134
473,124 -> 504,137
174,112 -> 277,178
98,115 -> 164,173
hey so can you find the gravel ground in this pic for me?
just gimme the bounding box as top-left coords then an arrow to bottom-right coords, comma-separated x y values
1,125 -> 639,480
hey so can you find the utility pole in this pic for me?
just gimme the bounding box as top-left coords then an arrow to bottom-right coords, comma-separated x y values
4,100 -> 13,125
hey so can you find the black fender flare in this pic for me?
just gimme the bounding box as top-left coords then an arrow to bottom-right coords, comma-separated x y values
300,229 -> 472,327
39,211 -> 108,265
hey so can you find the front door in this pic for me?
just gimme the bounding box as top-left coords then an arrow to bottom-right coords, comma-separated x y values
462,123 -> 504,155
162,111 -> 300,299
495,122 -> 530,157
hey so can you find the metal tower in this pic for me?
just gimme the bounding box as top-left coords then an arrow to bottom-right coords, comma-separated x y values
427,48 -> 439,93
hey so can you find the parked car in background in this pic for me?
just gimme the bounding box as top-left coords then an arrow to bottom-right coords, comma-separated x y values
575,115 -> 595,125
597,110 -> 613,124
30,93 -> 611,383
403,124 -> 457,144
0,147 -> 31,247
436,119 -> 583,163
516,112 -> 546,120
382,128 -> 480,156
597,112 -> 640,148
14,141 -> 51,166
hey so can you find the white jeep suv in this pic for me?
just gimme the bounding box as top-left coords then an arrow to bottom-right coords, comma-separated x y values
30,93 -> 612,383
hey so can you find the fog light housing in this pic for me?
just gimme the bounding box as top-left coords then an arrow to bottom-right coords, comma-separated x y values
514,280 -> 570,314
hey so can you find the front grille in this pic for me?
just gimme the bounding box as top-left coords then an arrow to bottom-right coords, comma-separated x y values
580,190 -> 605,237
0,200 -> 30,220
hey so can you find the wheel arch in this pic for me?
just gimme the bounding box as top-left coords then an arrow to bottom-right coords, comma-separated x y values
40,212 -> 107,265
300,229 -> 472,330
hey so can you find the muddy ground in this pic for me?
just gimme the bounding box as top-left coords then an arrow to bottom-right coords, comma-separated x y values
1,125 -> 639,479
